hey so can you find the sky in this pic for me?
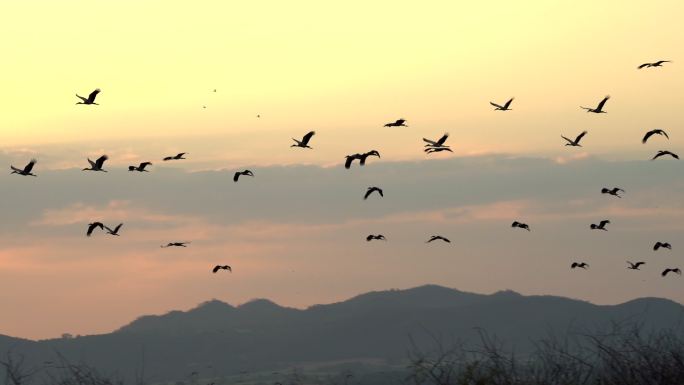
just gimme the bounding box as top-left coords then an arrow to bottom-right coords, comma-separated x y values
0,0 -> 683,339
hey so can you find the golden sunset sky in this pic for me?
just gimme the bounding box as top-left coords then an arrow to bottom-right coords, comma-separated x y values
0,0 -> 682,339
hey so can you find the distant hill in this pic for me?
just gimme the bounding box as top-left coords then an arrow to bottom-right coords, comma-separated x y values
1,285 -> 683,382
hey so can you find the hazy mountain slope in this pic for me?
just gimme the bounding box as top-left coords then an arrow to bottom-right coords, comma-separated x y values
2,285 -> 683,382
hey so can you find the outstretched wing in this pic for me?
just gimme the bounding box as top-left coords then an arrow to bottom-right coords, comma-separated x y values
301,131 -> 315,145
599,220 -> 610,227
503,98 -> 514,109
596,95 -> 610,111
490,102 -> 504,109
87,88 -> 101,103
344,156 -> 355,169
655,60 -> 670,65
423,138 -> 438,146
76,94 -> 88,103
233,172 -> 240,182
363,189 -> 372,200
575,131 -> 587,142
637,63 -> 650,69
561,135 -> 573,144
435,133 -> 449,146
95,155 -> 108,168
212,265 -> 221,273
642,130 -> 655,143
10,165 -> 23,173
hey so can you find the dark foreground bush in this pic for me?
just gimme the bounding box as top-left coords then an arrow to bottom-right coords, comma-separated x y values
406,322 -> 684,385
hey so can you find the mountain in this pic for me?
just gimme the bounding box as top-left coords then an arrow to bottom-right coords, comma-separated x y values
1,285 -> 683,382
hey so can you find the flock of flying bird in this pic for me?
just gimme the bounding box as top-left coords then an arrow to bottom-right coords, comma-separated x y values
8,59 -> 681,278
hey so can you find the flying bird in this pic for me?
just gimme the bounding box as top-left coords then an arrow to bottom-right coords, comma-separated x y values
651,150 -> 679,160
638,60 -> 671,69
233,170 -> 254,182
76,89 -> 101,105
104,223 -> 123,236
291,131 -> 315,149
128,162 -> 152,172
163,153 -> 187,161
571,262 -> 589,269
642,129 -> 669,144
364,187 -> 384,200
561,131 -> 587,147
425,147 -> 453,154
601,187 -> 624,198
590,220 -> 611,231
212,265 -> 232,273
511,221 -> 530,231
426,235 -> 450,243
627,261 -> 645,270
423,133 -> 449,148
366,234 -> 386,241
661,268 -> 681,277
654,242 -> 672,251
580,95 -> 610,113
83,155 -> 109,172
86,222 -> 104,237
161,242 -> 190,248
359,150 -> 380,166
490,98 -> 514,111
344,150 -> 380,169
10,159 -> 37,176
384,119 -> 407,127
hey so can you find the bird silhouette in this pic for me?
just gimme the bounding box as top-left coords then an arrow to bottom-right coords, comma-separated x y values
86,222 -> 104,237
83,155 -> 109,172
291,131 -> 315,149
128,162 -> 152,172
571,262 -> 589,269
642,129 -> 669,144
580,95 -> 610,113
161,242 -> 190,248
384,119 -> 407,127
661,268 -> 681,277
76,89 -> 101,105
601,187 -> 624,198
627,261 -> 645,270
561,131 -> 587,147
638,60 -> 671,69
163,153 -> 187,161
345,150 -> 380,169
426,235 -> 450,243
423,133 -> 449,148
425,147 -> 453,154
590,220 -> 611,231
10,159 -> 37,176
654,242 -> 672,251
651,150 -> 679,160
366,234 -> 386,241
104,223 -> 123,236
364,187 -> 383,200
490,98 -> 514,111
234,170 -> 254,182
511,221 -> 530,231
212,265 -> 232,273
